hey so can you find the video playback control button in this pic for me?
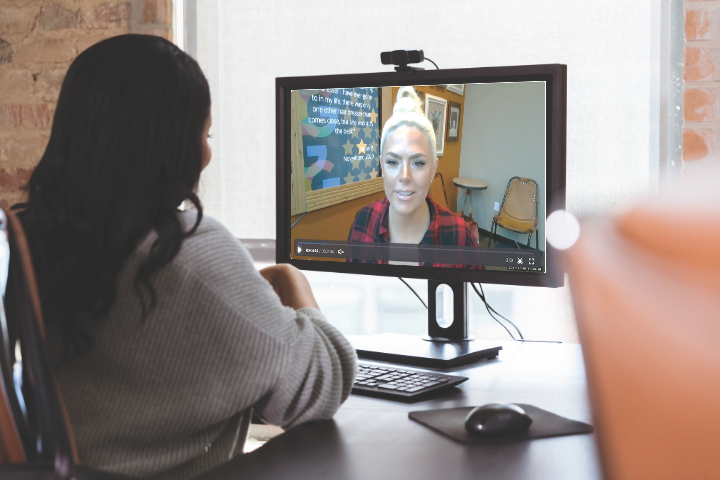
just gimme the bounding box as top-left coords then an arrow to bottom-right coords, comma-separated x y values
295,243 -> 347,258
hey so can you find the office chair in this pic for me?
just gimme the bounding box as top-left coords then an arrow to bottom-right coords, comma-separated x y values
566,200 -> 720,480
0,208 -> 128,480
491,176 -> 539,249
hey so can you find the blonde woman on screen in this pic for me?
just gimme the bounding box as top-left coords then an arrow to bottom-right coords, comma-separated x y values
347,86 -> 478,267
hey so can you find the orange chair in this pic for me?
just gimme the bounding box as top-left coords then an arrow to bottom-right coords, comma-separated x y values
491,177 -> 539,249
566,199 -> 720,480
0,208 -> 128,479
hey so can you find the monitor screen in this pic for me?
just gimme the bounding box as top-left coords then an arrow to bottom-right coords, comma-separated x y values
276,65 -> 566,287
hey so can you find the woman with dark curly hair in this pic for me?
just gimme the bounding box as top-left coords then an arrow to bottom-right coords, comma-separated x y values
14,34 -> 356,480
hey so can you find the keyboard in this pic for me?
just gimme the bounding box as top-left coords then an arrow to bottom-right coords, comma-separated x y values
352,361 -> 468,400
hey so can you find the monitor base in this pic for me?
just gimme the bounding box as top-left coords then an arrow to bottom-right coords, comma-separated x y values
347,333 -> 502,369
421,334 -> 475,342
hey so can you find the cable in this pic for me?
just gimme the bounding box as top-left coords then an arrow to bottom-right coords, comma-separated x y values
424,57 -> 439,70
471,283 -> 562,344
398,277 -> 427,309
397,278 -> 561,344
474,283 -> 523,339
472,284 -> 518,340
513,233 -> 523,252
397,277 -> 520,339
470,283 -> 521,340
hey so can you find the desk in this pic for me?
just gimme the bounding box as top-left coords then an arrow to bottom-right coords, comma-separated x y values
453,177 -> 489,223
200,342 -> 601,480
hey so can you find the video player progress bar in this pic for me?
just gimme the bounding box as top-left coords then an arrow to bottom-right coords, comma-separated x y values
294,240 -> 542,269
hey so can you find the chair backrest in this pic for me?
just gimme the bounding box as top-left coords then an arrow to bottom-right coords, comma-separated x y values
499,177 -> 538,223
566,200 -> 720,480
0,208 -> 78,478
428,172 -> 450,210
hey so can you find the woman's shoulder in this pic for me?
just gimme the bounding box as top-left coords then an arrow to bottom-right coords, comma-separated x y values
177,210 -> 251,262
355,198 -> 388,218
133,210 -> 255,277
428,197 -> 465,224
426,197 -> 477,245
348,197 -> 388,241
178,209 -> 225,234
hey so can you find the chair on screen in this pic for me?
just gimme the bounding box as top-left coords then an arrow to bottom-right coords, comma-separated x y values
0,208 -> 127,480
429,172 -> 480,246
428,172 -> 451,210
566,199 -> 720,480
491,176 -> 539,249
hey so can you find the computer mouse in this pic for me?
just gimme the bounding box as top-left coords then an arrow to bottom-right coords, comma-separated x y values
464,403 -> 533,436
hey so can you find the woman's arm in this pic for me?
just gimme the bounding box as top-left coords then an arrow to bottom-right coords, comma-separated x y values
171,214 -> 357,429
259,264 -> 319,310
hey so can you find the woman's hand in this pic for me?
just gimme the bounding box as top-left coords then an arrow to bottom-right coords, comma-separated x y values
259,263 -> 320,310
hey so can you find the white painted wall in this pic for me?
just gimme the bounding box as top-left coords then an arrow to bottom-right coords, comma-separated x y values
458,82 -> 546,251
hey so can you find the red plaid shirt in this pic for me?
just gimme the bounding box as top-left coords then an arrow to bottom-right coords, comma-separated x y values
347,197 -> 480,268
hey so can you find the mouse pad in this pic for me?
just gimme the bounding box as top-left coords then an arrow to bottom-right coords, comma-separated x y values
409,404 -> 594,444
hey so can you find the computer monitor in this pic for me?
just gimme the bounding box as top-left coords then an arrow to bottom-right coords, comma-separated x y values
276,64 -> 566,367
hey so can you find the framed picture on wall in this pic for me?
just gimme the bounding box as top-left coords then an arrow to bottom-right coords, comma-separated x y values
447,84 -> 465,95
447,102 -> 461,142
425,94 -> 447,157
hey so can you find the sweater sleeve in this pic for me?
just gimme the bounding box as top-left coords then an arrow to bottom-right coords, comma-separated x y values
174,215 -> 357,430
254,307 -> 357,428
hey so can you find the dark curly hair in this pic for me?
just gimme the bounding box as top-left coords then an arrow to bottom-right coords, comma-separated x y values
13,34 -> 211,359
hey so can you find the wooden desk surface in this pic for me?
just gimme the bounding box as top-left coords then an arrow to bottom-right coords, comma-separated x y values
201,342 -> 602,480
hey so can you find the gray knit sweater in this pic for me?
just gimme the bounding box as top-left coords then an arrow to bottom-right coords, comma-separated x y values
46,211 -> 357,479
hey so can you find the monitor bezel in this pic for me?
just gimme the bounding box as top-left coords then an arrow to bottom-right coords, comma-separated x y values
276,64 -> 566,287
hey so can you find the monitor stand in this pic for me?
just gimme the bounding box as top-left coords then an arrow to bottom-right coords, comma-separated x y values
346,281 -> 502,369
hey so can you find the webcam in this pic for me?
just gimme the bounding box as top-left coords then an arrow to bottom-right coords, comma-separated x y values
380,50 -> 425,74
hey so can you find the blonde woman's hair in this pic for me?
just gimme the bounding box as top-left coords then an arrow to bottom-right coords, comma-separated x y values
380,86 -> 437,160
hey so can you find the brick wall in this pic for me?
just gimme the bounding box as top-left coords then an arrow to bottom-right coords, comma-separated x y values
683,0 -> 720,174
0,0 -> 173,209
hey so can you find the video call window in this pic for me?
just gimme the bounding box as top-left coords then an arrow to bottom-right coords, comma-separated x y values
289,82 -> 546,273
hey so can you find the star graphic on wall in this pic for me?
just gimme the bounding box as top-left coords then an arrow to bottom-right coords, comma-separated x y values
343,139 -> 354,155
357,139 -> 367,154
363,155 -> 373,168
369,109 -> 378,124
356,171 -> 369,181
351,159 -> 362,170
368,140 -> 378,155
351,127 -> 360,139
363,126 -> 373,139
344,109 -> 352,122
368,169 -> 378,179
343,171 -> 355,184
